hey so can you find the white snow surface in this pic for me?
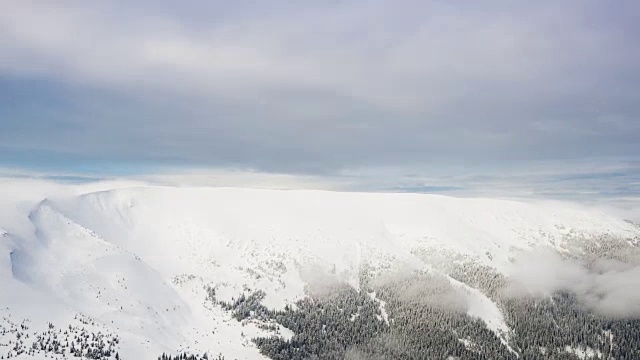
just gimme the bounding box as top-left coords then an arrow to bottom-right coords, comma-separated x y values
564,345 -> 603,359
1,182 -> 639,358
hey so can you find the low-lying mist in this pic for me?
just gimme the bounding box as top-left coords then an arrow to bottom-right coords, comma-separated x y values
506,247 -> 640,318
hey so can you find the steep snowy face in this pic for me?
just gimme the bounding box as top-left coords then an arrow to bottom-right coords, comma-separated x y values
11,187 -> 638,312
1,185 -> 639,359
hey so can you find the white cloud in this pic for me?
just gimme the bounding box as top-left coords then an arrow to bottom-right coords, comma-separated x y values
0,1 -> 619,111
507,248 -> 640,318
1,1 -> 639,176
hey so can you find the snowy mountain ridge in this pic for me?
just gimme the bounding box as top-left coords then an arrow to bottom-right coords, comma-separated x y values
1,185 -> 639,359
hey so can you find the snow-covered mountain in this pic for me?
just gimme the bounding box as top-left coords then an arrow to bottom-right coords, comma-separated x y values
1,184 -> 639,359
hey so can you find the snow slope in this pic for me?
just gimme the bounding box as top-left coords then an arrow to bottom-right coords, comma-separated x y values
1,183 -> 639,358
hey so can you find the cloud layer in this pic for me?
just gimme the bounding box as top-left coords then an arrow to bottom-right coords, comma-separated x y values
1,1 -> 639,190
507,248 -> 640,318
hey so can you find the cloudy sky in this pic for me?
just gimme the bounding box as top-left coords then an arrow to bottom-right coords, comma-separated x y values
1,1 -> 639,199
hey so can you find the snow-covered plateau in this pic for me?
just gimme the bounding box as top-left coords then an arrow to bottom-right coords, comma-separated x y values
1,180 -> 639,359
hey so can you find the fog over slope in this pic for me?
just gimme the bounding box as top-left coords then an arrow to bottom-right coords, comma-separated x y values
1,179 -> 640,359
